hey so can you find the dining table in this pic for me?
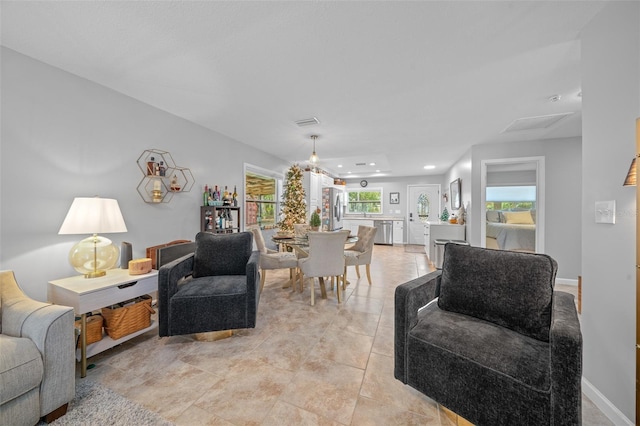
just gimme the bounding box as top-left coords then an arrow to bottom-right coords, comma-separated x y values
271,232 -> 358,291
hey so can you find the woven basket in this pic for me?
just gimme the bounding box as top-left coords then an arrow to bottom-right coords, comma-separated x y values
75,314 -> 103,348
101,295 -> 155,340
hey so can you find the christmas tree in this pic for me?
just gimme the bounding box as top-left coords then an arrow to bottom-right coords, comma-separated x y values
278,164 -> 307,233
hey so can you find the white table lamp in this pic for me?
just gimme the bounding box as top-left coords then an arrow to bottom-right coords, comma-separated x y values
59,197 -> 128,278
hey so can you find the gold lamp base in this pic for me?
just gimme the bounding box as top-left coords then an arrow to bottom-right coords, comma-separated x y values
84,270 -> 107,279
68,234 -> 119,279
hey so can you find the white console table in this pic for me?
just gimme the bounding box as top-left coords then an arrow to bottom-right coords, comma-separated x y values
48,269 -> 158,377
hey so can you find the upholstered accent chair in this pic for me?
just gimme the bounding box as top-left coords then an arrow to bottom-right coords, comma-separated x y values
344,225 -> 377,285
158,232 -> 260,337
0,270 -> 75,426
298,231 -> 348,305
249,227 -> 298,291
395,244 -> 582,426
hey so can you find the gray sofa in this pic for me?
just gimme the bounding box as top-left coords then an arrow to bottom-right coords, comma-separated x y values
395,244 -> 582,425
1,270 -> 75,425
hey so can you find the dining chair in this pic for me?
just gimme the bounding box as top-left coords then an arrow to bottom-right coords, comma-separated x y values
293,223 -> 310,238
298,231 -> 349,305
250,227 -> 299,291
344,225 -> 377,285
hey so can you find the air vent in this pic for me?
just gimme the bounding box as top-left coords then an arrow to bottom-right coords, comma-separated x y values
295,117 -> 320,127
355,162 -> 367,166
502,112 -> 574,133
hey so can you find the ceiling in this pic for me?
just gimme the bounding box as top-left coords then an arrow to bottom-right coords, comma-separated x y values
0,1 -> 606,178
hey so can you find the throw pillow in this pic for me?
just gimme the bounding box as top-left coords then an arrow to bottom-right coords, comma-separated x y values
503,210 -> 534,224
486,210 -> 503,223
438,244 -> 557,342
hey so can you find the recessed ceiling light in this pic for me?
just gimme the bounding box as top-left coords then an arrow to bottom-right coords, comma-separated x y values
337,164 -> 343,168
369,162 -> 376,166
347,171 -> 352,174
548,94 -> 561,102
424,165 -> 436,170
376,169 -> 380,173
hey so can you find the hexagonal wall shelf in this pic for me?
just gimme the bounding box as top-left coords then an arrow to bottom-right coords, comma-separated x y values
137,149 -> 193,203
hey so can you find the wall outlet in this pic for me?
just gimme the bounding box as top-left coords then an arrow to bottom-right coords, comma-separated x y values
595,200 -> 616,224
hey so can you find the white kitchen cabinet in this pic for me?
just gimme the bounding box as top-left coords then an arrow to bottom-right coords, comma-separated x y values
427,222 -> 466,262
321,174 -> 334,188
393,220 -> 404,244
343,218 -> 374,235
303,171 -> 321,219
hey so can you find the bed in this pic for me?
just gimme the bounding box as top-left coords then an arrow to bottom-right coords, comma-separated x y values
485,210 -> 536,252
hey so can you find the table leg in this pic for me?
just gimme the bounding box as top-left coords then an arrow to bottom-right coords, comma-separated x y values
80,313 -> 87,378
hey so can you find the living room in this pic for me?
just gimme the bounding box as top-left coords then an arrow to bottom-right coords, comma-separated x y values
1,2 -> 638,425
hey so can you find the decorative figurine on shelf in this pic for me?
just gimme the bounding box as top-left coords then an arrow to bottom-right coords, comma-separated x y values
170,174 -> 181,192
440,207 -> 449,222
152,180 -> 162,203
310,210 -> 321,231
232,185 -> 238,206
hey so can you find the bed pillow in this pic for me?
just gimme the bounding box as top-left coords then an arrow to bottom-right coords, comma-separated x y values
486,210 -> 503,223
503,210 -> 534,224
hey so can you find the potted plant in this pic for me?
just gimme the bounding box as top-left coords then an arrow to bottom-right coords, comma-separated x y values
310,210 -> 321,231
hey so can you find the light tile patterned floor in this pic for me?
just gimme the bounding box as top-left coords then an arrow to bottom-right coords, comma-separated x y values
81,244 -> 612,425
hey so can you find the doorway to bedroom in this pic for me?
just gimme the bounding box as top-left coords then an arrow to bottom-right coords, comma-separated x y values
480,157 -> 545,253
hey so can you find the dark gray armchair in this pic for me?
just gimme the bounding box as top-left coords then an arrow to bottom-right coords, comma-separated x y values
395,244 -> 582,426
158,232 -> 260,337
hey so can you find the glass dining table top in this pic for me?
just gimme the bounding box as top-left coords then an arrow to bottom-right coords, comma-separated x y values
271,234 -> 358,247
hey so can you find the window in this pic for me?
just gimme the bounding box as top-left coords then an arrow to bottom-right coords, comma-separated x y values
486,186 -> 536,211
347,189 -> 382,214
244,165 -> 282,229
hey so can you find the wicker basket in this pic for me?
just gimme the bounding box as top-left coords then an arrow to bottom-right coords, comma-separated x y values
101,295 -> 155,340
75,314 -> 103,348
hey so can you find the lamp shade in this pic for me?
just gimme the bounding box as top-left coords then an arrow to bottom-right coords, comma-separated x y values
623,156 -> 637,186
59,197 -> 127,235
59,197 -> 127,278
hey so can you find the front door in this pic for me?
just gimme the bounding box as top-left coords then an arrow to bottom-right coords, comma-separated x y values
407,185 -> 440,245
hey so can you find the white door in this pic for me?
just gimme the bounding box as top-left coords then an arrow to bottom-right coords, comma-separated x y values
407,185 -> 440,245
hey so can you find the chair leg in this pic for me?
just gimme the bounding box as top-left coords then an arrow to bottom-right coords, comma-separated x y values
336,275 -> 342,303
260,269 -> 266,292
366,264 -> 372,285
355,265 -> 361,278
310,277 -> 315,306
319,277 -> 327,299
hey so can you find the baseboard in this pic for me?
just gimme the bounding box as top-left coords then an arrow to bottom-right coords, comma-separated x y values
582,377 -> 634,426
555,278 -> 578,286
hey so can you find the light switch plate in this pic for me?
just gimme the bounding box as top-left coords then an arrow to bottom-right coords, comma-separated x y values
595,200 -> 616,224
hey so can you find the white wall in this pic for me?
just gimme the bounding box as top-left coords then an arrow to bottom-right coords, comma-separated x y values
581,2 -> 639,422
450,137 -> 582,280
442,150 -> 472,233
0,48 -> 289,301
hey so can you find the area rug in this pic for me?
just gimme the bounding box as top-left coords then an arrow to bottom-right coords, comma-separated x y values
40,380 -> 174,426
404,244 -> 425,253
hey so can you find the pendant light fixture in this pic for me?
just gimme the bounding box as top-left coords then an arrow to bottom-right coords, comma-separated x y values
309,135 -> 319,163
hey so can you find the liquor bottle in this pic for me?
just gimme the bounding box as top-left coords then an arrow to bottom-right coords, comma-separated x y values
214,185 -> 219,201
147,157 -> 156,175
159,161 -> 166,176
232,185 -> 238,206
203,185 -> 208,206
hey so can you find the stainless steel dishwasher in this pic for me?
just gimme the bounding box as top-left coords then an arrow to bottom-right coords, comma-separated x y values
374,220 -> 393,245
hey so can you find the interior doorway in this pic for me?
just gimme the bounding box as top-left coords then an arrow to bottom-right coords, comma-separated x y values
480,157 -> 545,253
407,184 -> 440,245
